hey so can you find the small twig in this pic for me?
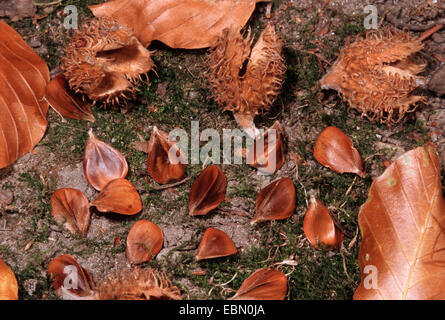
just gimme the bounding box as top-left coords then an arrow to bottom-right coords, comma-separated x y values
340,246 -> 354,284
149,176 -> 191,190
216,207 -> 250,217
34,0 -> 62,6
339,176 -> 357,208
418,24 -> 443,42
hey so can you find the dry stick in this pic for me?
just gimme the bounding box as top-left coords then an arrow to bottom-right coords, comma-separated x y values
34,0 -> 62,6
418,24 -> 444,42
216,207 -> 249,217
150,176 -> 191,190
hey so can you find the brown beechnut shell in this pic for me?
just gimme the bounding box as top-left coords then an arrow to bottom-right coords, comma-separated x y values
195,227 -> 237,261
320,28 -> 425,125
61,17 -> 154,104
207,23 -> 285,135
95,268 -> 182,300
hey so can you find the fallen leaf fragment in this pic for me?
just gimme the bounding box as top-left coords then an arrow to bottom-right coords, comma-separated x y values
252,178 -> 296,225
247,121 -> 285,174
319,27 -> 425,125
95,268 -> 181,300
91,178 -> 142,215
303,196 -> 344,250
50,188 -> 91,237
313,126 -> 365,177
0,20 -> 50,169
45,74 -> 95,122
354,144 -> 445,300
47,254 -> 95,300
188,165 -> 227,216
147,126 -> 186,185
196,227 -> 237,261
126,220 -> 164,264
230,268 -> 287,300
90,0 -> 267,49
84,130 -> 129,191
0,258 -> 18,300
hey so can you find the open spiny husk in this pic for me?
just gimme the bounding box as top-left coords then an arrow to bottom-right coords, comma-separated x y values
207,24 -> 285,135
95,268 -> 181,300
61,17 -> 154,105
320,28 -> 426,125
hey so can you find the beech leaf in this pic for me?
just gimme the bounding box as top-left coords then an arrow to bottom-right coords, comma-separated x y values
195,227 -> 237,261
252,178 -> 296,225
84,130 -> 129,191
354,144 -> 445,300
0,258 -> 18,300
230,268 -> 287,300
313,126 -> 365,177
89,0 -> 267,49
188,165 -> 227,216
50,188 -> 91,237
147,126 -> 186,185
47,254 -> 95,300
303,196 -> 344,250
45,74 -> 95,122
126,220 -> 164,264
0,20 -> 50,169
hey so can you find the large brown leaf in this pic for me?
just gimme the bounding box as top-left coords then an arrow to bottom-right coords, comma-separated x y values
89,0 -> 267,49
0,20 -> 50,168
354,144 -> 445,300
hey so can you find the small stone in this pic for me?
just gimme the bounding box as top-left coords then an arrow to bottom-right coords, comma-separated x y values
0,190 -> 13,206
429,65 -> 445,96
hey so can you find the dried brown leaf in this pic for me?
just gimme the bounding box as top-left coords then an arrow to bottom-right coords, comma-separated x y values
0,21 -> 50,169
354,144 -> 445,300
90,0 -> 267,49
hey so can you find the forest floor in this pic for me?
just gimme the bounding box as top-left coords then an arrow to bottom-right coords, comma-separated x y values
0,0 -> 444,300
